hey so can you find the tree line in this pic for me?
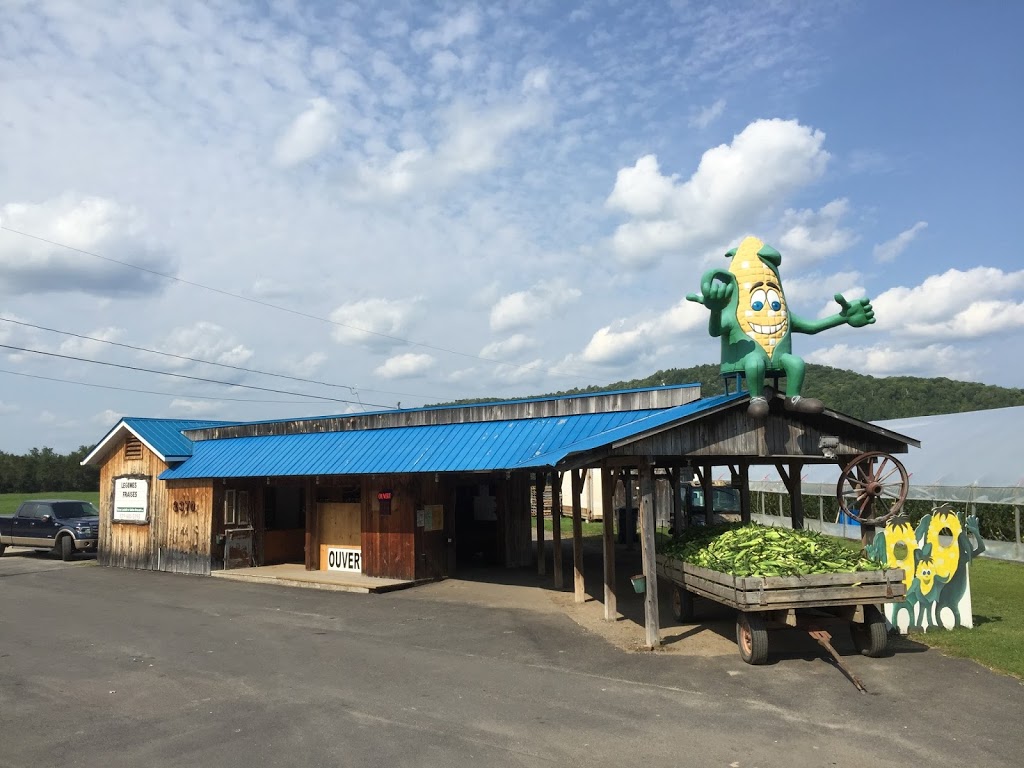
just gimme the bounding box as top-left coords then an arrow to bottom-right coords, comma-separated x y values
0,446 -> 99,494
453,363 -> 1024,423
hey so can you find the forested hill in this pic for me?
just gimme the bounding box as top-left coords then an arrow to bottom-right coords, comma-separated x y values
445,364 -> 1024,422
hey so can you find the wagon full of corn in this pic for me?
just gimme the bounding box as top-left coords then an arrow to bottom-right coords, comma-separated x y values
656,524 -> 906,677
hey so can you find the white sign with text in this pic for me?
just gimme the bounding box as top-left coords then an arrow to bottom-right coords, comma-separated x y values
113,477 -> 149,522
325,547 -> 362,573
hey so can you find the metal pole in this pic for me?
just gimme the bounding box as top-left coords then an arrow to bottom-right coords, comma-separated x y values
1015,506 -> 1021,547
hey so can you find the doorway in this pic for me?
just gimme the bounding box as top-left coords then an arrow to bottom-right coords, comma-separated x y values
263,486 -> 306,564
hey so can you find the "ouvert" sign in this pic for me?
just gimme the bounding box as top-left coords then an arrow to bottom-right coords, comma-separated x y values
325,546 -> 361,573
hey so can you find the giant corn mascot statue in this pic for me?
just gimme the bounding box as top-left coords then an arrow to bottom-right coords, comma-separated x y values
686,236 -> 875,418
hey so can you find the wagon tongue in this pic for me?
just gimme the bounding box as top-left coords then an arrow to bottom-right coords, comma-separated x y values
807,628 -> 867,693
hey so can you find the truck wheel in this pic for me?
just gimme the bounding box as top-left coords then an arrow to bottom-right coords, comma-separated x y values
59,535 -> 75,562
0,543 -> 6,556
736,612 -> 769,665
671,586 -> 694,622
853,605 -> 889,657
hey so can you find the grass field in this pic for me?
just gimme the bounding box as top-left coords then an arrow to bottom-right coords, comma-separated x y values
911,557 -> 1024,680
538,516 -> 605,537
0,491 -> 101,516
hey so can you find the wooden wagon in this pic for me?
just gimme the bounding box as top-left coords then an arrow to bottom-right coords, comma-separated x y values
656,554 -> 906,665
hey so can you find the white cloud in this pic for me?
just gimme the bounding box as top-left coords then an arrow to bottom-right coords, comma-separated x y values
292,352 -> 327,377
156,322 -> 254,369
355,98 -> 548,197
580,297 -> 706,366
0,401 -> 20,414
0,195 -> 170,296
806,343 -> 962,378
776,198 -> 857,266
689,98 -> 726,129
375,352 -> 435,379
784,271 -> 865,307
169,399 -> 223,416
480,334 -> 538,360
872,267 -> 1024,339
272,98 -> 337,168
873,221 -> 928,263
605,155 -> 678,218
92,408 -> 122,425
329,298 -> 417,349
490,280 -> 581,333
522,67 -> 551,94
606,119 -> 830,266
412,7 -> 481,50
58,326 -> 123,359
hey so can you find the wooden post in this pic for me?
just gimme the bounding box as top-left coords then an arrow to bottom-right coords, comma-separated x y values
739,464 -> 751,524
623,470 -> 635,548
670,467 -> 684,537
572,469 -> 585,604
639,460 -> 661,648
789,463 -> 804,530
552,472 -> 563,589
535,472 -> 546,576
601,464 -> 617,620
702,464 -> 713,524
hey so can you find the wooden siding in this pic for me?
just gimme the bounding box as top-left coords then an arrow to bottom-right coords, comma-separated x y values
317,502 -> 361,569
608,407 -> 909,463
184,387 -> 701,441
359,474 -> 417,580
500,472 -> 533,568
98,437 -> 213,575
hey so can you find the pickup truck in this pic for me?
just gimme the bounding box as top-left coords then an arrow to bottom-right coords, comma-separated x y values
0,499 -> 100,560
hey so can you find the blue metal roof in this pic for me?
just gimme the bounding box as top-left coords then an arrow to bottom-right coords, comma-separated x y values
159,393 -> 745,480
122,418 -> 236,461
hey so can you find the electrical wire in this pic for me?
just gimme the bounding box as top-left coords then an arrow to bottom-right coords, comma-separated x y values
0,316 -> 441,403
0,343 -> 394,408
0,225 -> 604,385
0,367 -> 335,405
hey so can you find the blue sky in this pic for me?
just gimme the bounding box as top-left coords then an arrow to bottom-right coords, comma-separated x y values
0,1 -> 1022,453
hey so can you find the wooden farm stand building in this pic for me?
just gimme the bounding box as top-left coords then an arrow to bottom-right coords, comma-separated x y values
82,383 -> 917,646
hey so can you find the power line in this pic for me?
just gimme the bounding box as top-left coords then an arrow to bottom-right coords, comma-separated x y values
0,316 -> 440,403
0,225 -> 604,385
0,343 -> 394,408
0,368 -> 329,404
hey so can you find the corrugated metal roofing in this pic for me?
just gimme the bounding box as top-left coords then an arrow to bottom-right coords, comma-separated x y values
122,418 -> 235,460
159,393 -> 745,480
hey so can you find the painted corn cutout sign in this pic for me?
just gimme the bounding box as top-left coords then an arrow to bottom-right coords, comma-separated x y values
866,505 -> 985,632
687,236 -> 875,418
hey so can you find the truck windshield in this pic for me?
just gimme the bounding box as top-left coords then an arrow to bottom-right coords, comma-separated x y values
50,501 -> 99,518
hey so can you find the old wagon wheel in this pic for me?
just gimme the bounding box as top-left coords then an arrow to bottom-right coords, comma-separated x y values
836,451 -> 909,526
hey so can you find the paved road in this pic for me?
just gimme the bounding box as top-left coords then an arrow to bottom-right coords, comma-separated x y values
1,551 -> 1022,768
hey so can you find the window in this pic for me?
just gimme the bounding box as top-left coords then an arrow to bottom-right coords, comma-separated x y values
237,491 -> 250,525
224,489 -> 236,526
124,438 -> 143,460
224,490 -> 251,527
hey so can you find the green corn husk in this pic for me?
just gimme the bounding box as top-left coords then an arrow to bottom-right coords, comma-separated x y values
658,523 -> 883,577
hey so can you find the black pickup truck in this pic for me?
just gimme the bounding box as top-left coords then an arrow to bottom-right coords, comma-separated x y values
0,500 -> 99,560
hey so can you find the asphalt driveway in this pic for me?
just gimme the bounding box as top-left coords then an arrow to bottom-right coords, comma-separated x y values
1,551 -> 1021,768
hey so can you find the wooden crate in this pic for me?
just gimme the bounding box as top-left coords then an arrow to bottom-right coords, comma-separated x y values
656,554 -> 906,612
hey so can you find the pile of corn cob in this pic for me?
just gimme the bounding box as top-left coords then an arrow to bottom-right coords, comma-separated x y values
659,523 -> 882,577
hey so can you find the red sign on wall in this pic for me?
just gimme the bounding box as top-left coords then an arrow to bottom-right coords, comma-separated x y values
377,490 -> 393,515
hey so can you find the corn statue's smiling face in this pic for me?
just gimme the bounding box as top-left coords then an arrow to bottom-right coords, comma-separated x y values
730,237 -> 788,359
